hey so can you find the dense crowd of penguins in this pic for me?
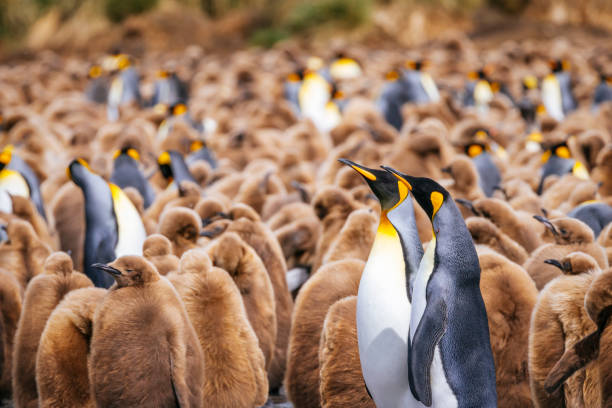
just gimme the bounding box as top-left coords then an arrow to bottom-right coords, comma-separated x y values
0,31 -> 610,407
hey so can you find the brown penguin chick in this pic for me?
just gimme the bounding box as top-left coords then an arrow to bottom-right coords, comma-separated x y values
142,234 -> 179,275
206,172 -> 247,200
285,259 -> 364,408
598,223 -> 612,265
195,196 -> 228,225
260,191 -> 308,222
525,217 -> 608,289
167,250 -> 268,407
311,186 -> 361,273
441,155 -> 485,207
467,217 -> 529,265
319,295 -> 374,408
591,145 -> 612,197
0,269 -> 22,399
541,174 -> 585,211
90,256 -> 204,408
542,269 -> 612,405
0,219 -> 51,291
477,250 -> 538,408
189,160 -> 211,187
36,287 -> 107,408
270,203 -> 321,270
205,232 -> 277,369
10,195 -> 57,250
528,256 -> 601,408
322,209 -> 377,265
49,183 -> 84,270
223,209 -> 293,390
234,170 -> 286,215
556,180 -> 600,214
12,252 -> 92,408
143,187 -> 179,225
461,197 -> 543,253
157,207 -> 200,257
164,181 -> 202,211
497,179 -> 542,214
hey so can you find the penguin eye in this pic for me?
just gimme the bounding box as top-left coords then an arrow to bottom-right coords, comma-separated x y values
560,228 -> 567,235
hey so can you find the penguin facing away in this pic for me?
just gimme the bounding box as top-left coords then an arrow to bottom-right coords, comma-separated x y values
384,166 -> 497,408
538,141 -> 589,195
67,159 -> 146,288
158,150 -> 197,187
110,147 -> 156,209
339,159 -> 423,407
464,132 -> 502,198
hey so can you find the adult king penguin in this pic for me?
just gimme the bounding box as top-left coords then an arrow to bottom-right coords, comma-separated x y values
0,145 -> 46,219
464,130 -> 502,197
110,147 -> 156,209
158,150 -> 197,187
383,166 -> 497,408
538,140 -> 588,194
541,59 -> 576,121
339,159 -> 424,407
68,159 -> 146,287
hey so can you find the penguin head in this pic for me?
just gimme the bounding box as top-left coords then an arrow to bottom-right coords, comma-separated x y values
143,234 -> 174,258
113,147 -> 140,162
44,252 -> 73,277
544,252 -> 598,276
287,69 -> 305,83
189,140 -> 206,152
338,159 -> 407,211
66,158 -> 94,185
158,151 -> 173,181
0,145 -> 13,171
92,256 -> 160,288
405,60 -> 427,71
383,167 -> 449,221
549,59 -> 569,73
533,215 -> 594,244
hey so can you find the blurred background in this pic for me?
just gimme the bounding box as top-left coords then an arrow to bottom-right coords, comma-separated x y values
1,0 -> 611,58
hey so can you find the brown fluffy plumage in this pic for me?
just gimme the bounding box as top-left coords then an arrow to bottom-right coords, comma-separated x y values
168,249 -> 268,407
157,207 -> 201,257
322,208 -> 377,265
478,250 -> 537,407
0,219 -> 52,292
0,269 -> 22,398
529,262 -> 600,408
468,217 -> 529,265
206,232 -> 277,369
319,295 -> 374,408
142,234 -> 179,275
224,213 -> 292,390
36,287 -> 107,408
285,259 -> 364,408
525,217 -> 608,290
12,252 -> 92,408
90,256 -> 203,407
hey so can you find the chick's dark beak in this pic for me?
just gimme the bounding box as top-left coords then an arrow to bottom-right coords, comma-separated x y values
91,263 -> 121,276
455,198 -> 480,216
544,259 -> 564,271
533,215 -> 558,235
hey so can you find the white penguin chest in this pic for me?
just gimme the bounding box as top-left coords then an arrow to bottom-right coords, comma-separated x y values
0,169 -> 29,198
542,75 -> 564,121
357,227 -> 420,407
411,239 -> 458,408
109,184 -> 146,257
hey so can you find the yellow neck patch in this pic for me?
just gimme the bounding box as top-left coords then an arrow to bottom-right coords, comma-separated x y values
158,151 -> 171,165
385,70 -> 399,81
287,73 -> 301,82
190,140 -> 204,152
378,211 -> 397,237
467,144 -> 484,158
541,150 -> 552,163
528,132 -> 542,143
0,145 -> 14,165
431,191 -> 444,219
89,66 -> 102,78
555,145 -> 571,159
173,104 -> 187,116
572,161 -> 589,180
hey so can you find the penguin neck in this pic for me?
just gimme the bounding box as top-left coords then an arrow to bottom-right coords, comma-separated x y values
431,202 -> 480,282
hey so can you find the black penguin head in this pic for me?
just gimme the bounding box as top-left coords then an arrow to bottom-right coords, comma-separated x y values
287,69 -> 305,82
67,158 -> 95,186
158,151 -> 173,181
549,59 -> 568,73
405,60 -> 426,71
0,145 -> 13,171
382,166 -> 450,222
113,147 -> 140,162
338,159 -> 407,211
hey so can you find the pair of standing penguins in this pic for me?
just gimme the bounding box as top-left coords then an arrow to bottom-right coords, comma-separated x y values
339,159 -> 497,407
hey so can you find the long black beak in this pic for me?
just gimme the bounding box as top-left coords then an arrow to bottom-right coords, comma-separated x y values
455,198 -> 481,216
533,215 -> 558,235
544,259 -> 564,271
91,263 -> 121,276
201,212 -> 231,227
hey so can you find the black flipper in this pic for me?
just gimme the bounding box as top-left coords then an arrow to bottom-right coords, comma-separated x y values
409,297 -> 448,406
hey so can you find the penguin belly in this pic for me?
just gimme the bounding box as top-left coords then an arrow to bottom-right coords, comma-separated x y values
357,230 -> 422,408
0,169 -> 29,198
420,73 -> 440,103
410,239 -> 458,408
542,75 -> 564,121
473,80 -> 493,114
109,184 -> 146,257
